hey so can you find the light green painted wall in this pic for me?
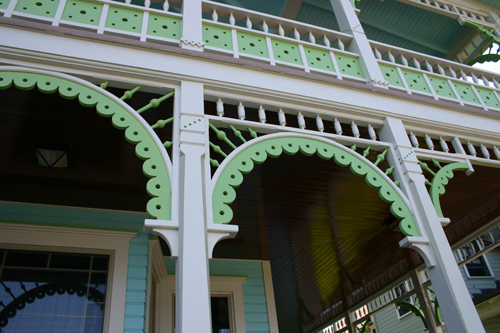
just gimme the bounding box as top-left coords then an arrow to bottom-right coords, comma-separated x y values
164,258 -> 270,333
124,233 -> 150,333
0,201 -> 147,231
372,303 -> 427,333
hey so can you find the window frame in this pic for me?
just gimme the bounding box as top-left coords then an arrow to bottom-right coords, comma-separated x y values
464,254 -> 495,279
0,222 -> 136,333
158,266 -> 247,333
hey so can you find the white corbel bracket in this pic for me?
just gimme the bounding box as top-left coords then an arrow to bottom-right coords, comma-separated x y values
144,219 -> 179,258
207,223 -> 239,259
400,236 -> 436,268
439,217 -> 451,227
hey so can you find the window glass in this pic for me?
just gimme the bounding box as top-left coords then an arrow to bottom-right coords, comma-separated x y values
211,297 -> 230,333
466,256 -> 491,277
0,249 -> 109,333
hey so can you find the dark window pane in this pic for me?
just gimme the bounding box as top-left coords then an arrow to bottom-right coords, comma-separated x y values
4,250 -> 49,268
211,297 -> 230,333
466,257 -> 491,277
92,256 -> 109,271
50,253 -> 91,270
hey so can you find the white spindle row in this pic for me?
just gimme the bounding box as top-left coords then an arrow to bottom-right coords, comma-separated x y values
408,0 -> 491,25
454,223 -> 500,265
123,0 -> 170,11
409,132 -> 500,161
206,6 -> 349,52
213,100 -> 380,141
373,46 -> 500,91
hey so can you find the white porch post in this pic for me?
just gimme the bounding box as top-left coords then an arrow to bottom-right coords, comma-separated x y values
329,0 -> 388,88
175,80 -> 211,332
378,117 -> 485,333
180,0 -> 205,51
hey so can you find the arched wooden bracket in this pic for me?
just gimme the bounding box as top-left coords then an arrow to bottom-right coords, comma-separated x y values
400,237 -> 436,268
145,219 -> 179,257
212,133 -> 420,237
207,224 -> 239,259
419,159 -> 474,218
0,68 -> 173,220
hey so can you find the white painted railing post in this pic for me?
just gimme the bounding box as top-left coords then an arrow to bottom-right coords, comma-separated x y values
180,0 -> 205,51
329,0 -> 388,88
176,81 -> 211,332
378,118 -> 485,333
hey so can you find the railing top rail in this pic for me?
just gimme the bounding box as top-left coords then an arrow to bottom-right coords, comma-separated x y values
370,40 -> 500,80
201,0 -> 353,42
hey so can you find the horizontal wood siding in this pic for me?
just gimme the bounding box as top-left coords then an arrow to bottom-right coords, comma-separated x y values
163,258 -> 270,333
484,315 -> 500,333
210,260 -> 270,333
0,201 -> 147,231
372,304 -> 427,333
460,250 -> 499,296
124,233 -> 149,333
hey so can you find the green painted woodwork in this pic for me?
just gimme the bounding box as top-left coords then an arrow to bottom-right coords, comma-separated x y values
272,40 -> 303,65
335,53 -> 365,78
429,162 -> 468,218
304,47 -> 335,72
428,76 -> 457,99
476,87 -> 500,108
396,300 -> 428,329
469,53 -> 500,66
203,24 -> 232,50
463,20 -> 500,66
212,136 -> 419,237
452,81 -> 480,104
238,32 -> 269,58
400,69 -> 430,93
15,0 -> 60,18
0,71 -> 171,220
379,64 -> 404,87
148,14 -> 181,40
61,0 -> 103,26
0,0 -> 10,10
106,6 -> 143,33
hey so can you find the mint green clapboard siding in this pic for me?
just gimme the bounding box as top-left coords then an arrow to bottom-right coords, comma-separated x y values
484,315 -> 500,333
0,201 -> 147,231
372,304 -> 427,333
164,258 -> 270,333
124,232 -> 149,333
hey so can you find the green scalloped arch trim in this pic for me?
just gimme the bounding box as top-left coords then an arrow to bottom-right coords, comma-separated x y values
212,136 -> 419,237
430,162 -> 468,218
0,71 -> 171,220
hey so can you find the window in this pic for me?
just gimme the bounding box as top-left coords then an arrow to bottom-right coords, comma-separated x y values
465,256 -> 493,277
0,222 -> 136,333
0,249 -> 109,333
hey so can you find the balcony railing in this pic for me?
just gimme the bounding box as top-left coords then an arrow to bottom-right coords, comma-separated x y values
2,0 -> 500,114
1,0 -> 182,45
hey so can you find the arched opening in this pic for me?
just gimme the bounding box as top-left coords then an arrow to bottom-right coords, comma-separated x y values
0,69 -> 173,219
212,144 -> 422,332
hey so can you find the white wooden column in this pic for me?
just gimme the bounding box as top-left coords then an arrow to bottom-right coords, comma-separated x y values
378,117 -> 485,333
329,0 -> 388,88
180,0 -> 205,51
175,81 -> 211,332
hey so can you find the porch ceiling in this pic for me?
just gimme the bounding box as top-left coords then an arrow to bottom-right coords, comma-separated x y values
215,0 -> 472,59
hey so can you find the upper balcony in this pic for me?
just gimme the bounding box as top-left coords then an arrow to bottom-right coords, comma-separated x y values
1,0 -> 500,114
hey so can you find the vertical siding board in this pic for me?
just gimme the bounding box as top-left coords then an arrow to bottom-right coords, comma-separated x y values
124,233 -> 149,333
